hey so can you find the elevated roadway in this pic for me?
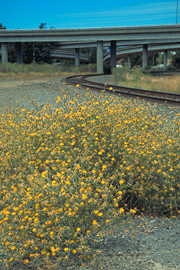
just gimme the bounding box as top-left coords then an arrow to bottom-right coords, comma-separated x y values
103,43 -> 180,69
1,25 -> 180,72
51,50 -> 88,65
1,25 -> 180,44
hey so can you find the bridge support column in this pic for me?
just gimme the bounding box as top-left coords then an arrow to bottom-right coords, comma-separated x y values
143,44 -> 148,71
16,42 -> 23,64
1,43 -> 8,63
128,55 -> 131,69
75,48 -> 80,67
97,41 -> 103,73
110,41 -> 116,70
61,58 -> 64,66
164,50 -> 167,70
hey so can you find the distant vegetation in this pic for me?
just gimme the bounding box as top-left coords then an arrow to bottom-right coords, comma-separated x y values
0,63 -> 96,77
112,65 -> 180,94
0,23 -> 6,29
120,51 -> 174,68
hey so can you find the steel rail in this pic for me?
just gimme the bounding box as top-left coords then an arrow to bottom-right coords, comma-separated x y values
66,74 -> 180,106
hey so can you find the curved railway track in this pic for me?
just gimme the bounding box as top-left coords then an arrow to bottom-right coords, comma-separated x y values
66,74 -> 180,106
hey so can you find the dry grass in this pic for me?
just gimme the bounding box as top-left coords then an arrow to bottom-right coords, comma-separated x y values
113,66 -> 180,94
117,74 -> 180,94
0,63 -> 97,79
139,75 -> 180,94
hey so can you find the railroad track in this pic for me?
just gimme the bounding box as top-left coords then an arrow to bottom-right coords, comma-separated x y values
151,70 -> 180,76
66,74 -> 180,106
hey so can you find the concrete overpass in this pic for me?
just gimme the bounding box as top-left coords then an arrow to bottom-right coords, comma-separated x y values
50,43 -> 180,69
1,25 -> 180,72
51,50 -> 89,65
103,43 -> 180,69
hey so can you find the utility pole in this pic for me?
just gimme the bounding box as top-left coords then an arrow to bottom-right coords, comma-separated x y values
176,0 -> 179,24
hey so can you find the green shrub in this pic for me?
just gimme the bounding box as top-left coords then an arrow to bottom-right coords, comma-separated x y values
112,64 -> 129,83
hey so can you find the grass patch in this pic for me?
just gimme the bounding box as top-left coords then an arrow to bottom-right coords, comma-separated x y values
0,63 -> 97,78
0,87 -> 180,269
112,66 -> 180,94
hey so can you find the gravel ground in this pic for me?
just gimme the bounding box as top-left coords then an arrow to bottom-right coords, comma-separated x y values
0,75 -> 116,114
92,215 -> 180,270
0,75 -> 180,270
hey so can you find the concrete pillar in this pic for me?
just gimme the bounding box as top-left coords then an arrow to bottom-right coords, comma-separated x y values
1,43 -> 8,63
164,50 -> 168,70
75,48 -> 80,67
143,44 -> 148,70
110,40 -> 116,70
16,42 -> 23,64
128,55 -> 131,69
61,58 -> 64,65
97,41 -> 103,73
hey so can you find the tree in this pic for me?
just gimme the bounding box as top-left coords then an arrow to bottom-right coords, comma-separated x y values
33,42 -> 54,64
121,53 -> 159,69
170,51 -> 180,68
31,23 -> 55,64
22,23 -> 55,64
23,42 -> 34,64
0,23 -> 6,29
156,53 -> 164,65
8,44 -> 16,63
39,23 -> 46,29
121,55 -> 142,67
88,48 -> 97,64
148,52 -> 159,66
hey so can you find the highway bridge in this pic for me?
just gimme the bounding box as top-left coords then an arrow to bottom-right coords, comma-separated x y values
1,25 -> 180,72
50,49 -> 89,65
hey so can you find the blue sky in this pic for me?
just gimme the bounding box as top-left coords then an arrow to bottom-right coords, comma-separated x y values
0,0 -> 179,29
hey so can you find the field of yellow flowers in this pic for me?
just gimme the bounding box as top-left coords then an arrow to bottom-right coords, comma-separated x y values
0,85 -> 180,269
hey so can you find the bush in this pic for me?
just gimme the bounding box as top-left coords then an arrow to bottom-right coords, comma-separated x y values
103,63 -> 111,74
112,64 -> 129,83
143,65 -> 152,74
0,90 -> 180,268
112,65 -> 143,85
131,66 -> 143,81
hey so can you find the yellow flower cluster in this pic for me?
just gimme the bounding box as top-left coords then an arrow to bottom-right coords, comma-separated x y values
0,88 -> 179,268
